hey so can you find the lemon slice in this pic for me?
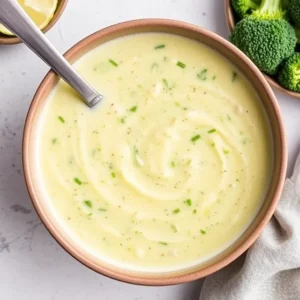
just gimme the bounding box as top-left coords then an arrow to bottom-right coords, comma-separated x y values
0,0 -> 58,36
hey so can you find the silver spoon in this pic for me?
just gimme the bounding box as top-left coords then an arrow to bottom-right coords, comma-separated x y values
0,0 -> 102,108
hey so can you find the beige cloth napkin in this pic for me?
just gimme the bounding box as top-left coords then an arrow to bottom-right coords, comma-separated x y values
200,153 -> 300,300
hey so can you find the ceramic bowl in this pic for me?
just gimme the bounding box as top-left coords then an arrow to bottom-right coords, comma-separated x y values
23,19 -> 287,286
225,0 -> 300,99
0,0 -> 68,45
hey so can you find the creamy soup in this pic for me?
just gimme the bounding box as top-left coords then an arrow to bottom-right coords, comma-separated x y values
37,33 -> 272,271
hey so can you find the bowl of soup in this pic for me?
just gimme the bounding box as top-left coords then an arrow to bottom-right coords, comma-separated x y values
23,19 -> 287,285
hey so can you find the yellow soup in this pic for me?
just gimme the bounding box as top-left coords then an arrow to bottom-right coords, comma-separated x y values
37,33 -> 272,272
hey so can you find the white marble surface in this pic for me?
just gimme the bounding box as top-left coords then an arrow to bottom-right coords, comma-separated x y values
0,0 -> 300,299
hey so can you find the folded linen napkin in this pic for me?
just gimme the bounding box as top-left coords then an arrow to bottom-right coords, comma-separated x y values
200,153 -> 300,300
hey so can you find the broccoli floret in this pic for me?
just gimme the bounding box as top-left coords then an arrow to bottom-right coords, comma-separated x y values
251,0 -> 286,19
278,53 -> 300,92
231,0 -> 262,18
230,0 -> 296,75
289,0 -> 300,26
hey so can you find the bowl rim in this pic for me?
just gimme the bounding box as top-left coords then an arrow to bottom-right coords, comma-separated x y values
224,0 -> 300,99
22,18 -> 287,286
0,0 -> 68,45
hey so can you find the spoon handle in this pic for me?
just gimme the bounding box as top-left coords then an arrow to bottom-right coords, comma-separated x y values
0,0 -> 102,107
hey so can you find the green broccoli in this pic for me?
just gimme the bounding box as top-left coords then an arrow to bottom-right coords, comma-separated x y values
230,0 -> 297,75
289,0 -> 300,26
278,53 -> 300,92
231,0 -> 262,18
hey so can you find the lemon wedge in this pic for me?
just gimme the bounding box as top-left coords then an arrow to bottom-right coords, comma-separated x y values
0,0 -> 58,36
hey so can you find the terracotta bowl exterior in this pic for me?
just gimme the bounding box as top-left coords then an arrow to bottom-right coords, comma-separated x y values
23,19 -> 287,286
0,0 -> 68,45
225,0 -> 300,99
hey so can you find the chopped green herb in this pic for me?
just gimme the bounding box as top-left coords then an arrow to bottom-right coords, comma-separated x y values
171,161 -> 176,168
223,149 -> 230,155
162,78 -> 169,88
191,134 -> 201,142
211,142 -> 215,147
200,229 -> 206,235
212,75 -> 216,80
120,117 -> 126,124
193,209 -> 197,214
154,44 -> 165,49
111,172 -> 116,178
208,129 -> 216,134
232,71 -> 238,82
74,177 -> 83,185
98,208 -> 107,212
177,61 -> 186,69
130,106 -> 137,112
109,59 -> 118,67
174,101 -> 180,107
52,138 -> 57,144
197,69 -> 208,80
185,199 -> 192,206
159,241 -> 168,246
173,208 -> 180,214
58,116 -> 65,123
170,224 -> 178,233
227,114 -> 232,121
84,200 -> 92,208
